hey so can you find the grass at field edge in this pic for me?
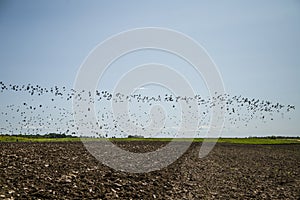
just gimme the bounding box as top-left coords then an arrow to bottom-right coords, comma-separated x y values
0,135 -> 299,144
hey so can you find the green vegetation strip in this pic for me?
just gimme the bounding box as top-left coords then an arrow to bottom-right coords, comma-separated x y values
0,136 -> 81,142
217,138 -> 300,144
0,136 -> 299,144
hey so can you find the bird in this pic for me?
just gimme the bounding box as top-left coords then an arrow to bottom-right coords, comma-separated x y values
0,80 -> 296,138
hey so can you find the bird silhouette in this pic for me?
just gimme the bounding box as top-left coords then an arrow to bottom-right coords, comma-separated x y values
0,81 -> 296,138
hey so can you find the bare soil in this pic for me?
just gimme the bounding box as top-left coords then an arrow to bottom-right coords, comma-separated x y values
1,142 -> 299,199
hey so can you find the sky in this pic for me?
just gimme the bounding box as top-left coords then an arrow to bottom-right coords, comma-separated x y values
0,0 -> 299,137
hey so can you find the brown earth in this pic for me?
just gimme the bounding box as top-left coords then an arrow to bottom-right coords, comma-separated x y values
0,142 -> 299,199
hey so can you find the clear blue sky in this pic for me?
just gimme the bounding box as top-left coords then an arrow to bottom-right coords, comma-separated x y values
0,0 -> 299,137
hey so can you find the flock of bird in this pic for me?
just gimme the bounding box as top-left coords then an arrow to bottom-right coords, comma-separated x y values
0,81 -> 295,138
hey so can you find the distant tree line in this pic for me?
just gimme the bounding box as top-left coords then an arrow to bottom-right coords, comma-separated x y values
127,135 -> 144,138
248,136 -> 300,139
2,133 -> 78,138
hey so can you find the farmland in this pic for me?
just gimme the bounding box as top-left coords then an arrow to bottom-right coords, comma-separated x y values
1,140 -> 299,199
